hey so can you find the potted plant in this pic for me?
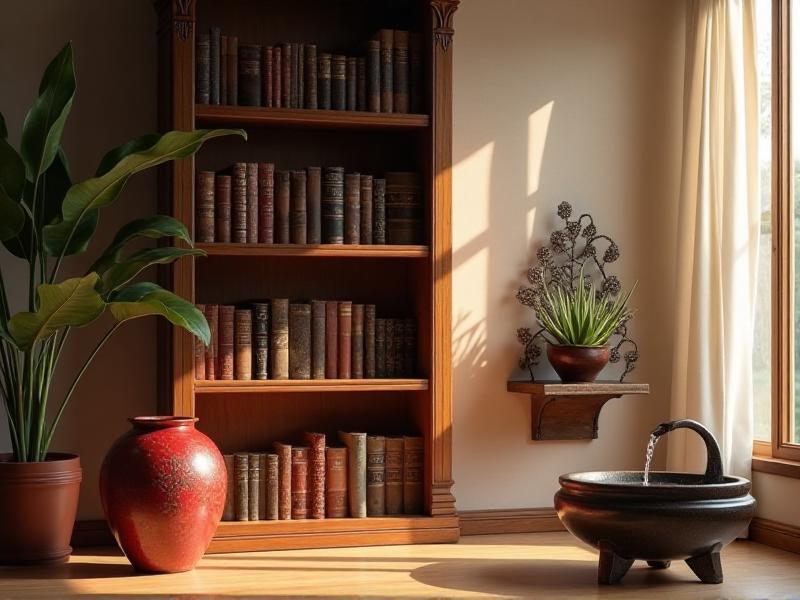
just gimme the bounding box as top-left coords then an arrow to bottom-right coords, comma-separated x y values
0,42 -> 244,564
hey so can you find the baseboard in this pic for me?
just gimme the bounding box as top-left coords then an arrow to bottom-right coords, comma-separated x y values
458,507 -> 564,536
71,519 -> 114,548
750,517 -> 800,554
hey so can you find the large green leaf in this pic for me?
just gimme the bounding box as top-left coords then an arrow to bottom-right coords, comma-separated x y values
43,128 -> 245,257
98,246 -> 205,297
90,215 -> 192,275
0,113 -> 7,139
0,185 -> 25,241
109,282 -> 209,345
8,273 -> 105,350
95,133 -> 160,177
0,115 -> 24,201
19,43 -> 76,180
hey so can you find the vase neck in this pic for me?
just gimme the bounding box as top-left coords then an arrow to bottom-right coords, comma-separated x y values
129,416 -> 197,430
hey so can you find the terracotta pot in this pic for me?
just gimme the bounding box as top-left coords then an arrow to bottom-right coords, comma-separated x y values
547,344 -> 610,382
0,453 -> 82,565
100,416 -> 226,573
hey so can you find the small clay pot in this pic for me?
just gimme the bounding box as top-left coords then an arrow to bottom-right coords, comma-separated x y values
547,344 -> 610,382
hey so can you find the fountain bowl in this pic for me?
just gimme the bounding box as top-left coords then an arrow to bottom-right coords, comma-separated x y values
555,470 -> 756,584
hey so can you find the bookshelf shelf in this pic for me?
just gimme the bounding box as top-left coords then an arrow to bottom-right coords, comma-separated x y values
195,105 -> 430,130
197,242 -> 430,258
195,378 -> 429,394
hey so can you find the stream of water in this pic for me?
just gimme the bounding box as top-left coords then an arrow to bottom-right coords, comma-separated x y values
643,433 -> 659,486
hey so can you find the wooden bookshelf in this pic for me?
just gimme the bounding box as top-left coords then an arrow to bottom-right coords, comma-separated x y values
156,0 -> 459,553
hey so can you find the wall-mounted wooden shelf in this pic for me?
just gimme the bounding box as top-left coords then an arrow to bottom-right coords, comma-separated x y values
197,242 -> 430,258
195,105 -> 430,130
507,381 -> 650,441
195,378 -> 429,394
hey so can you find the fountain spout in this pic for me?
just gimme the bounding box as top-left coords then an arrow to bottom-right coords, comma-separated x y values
650,419 -> 724,484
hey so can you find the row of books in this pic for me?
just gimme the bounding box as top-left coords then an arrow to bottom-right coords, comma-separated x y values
223,433 -> 423,521
197,29 -> 422,114
196,166 -> 422,246
195,301 -> 416,381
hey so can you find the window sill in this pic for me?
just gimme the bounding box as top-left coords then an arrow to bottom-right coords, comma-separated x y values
752,455 -> 800,479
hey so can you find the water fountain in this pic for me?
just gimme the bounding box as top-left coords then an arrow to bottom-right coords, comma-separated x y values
554,419 -> 756,584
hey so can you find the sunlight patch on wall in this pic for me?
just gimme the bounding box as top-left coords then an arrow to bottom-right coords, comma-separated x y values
527,101 -> 554,197
452,141 -> 495,252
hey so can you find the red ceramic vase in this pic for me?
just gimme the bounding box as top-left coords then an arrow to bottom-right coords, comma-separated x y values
99,416 -> 226,573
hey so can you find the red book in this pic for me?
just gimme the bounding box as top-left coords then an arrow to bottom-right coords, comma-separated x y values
325,447 -> 348,518
234,308 -> 252,380
246,162 -> 258,244
325,301 -> 338,379
214,174 -> 231,243
257,163 -> 275,243
291,446 -> 309,520
337,301 -> 352,379
262,46 -> 273,107
274,442 -> 292,520
304,433 -> 326,519
204,304 -> 218,380
218,305 -> 235,380
194,304 -> 206,380
272,45 -> 282,108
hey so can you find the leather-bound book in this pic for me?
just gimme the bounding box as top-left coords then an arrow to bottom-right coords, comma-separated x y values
385,171 -> 422,244
223,454 -> 235,520
221,35 -> 228,103
359,175 -> 373,244
252,302 -> 269,380
210,27 -> 221,105
215,174 -> 232,243
385,437 -> 403,514
306,167 -> 322,244
375,318 -> 386,377
365,305 -> 376,378
393,319 -> 405,376
248,453 -> 260,520
274,170 -> 291,244
290,42 -> 300,108
344,173 -> 361,244
317,52 -> 332,110
367,436 -> 386,516
258,453 -> 267,519
265,453 -> 279,520
231,162 -> 247,243
270,298 -> 290,380
194,304 -> 206,380
290,170 -> 307,244
204,304 -> 218,380
258,163 -> 275,244
325,446 -> 348,518
262,46 -> 273,107
385,318 -> 396,377
234,308 -> 252,380
246,162 -> 259,244
304,44 -> 317,109
351,304 -> 364,379
273,442 -> 292,519
366,39 -> 381,112
403,317 -> 416,376
337,301 -> 352,379
379,29 -> 394,113
346,57 -> 357,111
393,31 -> 410,113
272,45 -> 282,108
297,43 -> 305,108
356,57 -> 366,111
325,301 -> 338,378
403,436 -> 424,514
304,432 -> 326,519
281,43 -> 291,108
196,33 -> 210,104
290,446 -> 309,519
409,33 -> 423,113
372,178 -> 386,245
234,453 -> 249,521
331,55 -> 346,110
238,44 -> 261,106
289,303 -> 311,380
195,170 -> 215,243
218,305 -> 235,380
311,300 -> 326,379
322,167 -> 344,244
338,432 -> 367,518
226,36 -> 238,106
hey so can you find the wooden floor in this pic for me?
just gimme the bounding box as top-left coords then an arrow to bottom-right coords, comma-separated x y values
1,532 -> 799,598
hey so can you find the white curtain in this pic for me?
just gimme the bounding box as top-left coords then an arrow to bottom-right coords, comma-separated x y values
668,0 -> 759,480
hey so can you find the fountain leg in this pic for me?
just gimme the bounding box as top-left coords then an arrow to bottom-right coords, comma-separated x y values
685,545 -> 723,584
598,544 -> 634,584
646,561 -> 671,569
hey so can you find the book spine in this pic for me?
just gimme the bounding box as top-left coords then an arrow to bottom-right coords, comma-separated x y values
338,432 -> 367,518
393,318 -> 404,376
226,36 -> 238,106
274,170 -> 291,244
195,171 -> 215,243
290,42 -> 300,108
218,305 -> 235,380
337,301 -> 352,379
272,45 -> 282,108
373,178 -> 386,245
306,166 -> 322,244
274,442 -> 292,520
263,46 -> 273,107
215,174 -> 232,243
346,57 -> 357,111
356,57 -> 366,111
375,318 -> 386,378
404,317 -> 416,376
322,167 -> 344,243
290,170 -> 307,244
257,163 -> 275,244
325,301 -> 338,379
221,35 -> 228,104
351,304 -> 364,379
344,173 -> 361,244
304,432 -> 326,519
403,437 -> 424,514
385,171 -> 422,245
385,437 -> 403,514
393,31 -> 410,113
359,175 -> 373,244
248,453 -> 260,520
252,302 -> 269,380
311,300 -> 326,380
297,43 -> 305,109
325,447 -> 348,518
270,299 -> 290,380
366,39 -> 381,112
317,52 -> 332,110
379,29 -> 394,113
289,303 -> 311,380
204,304 -> 218,380
210,27 -> 221,105
234,309 -> 252,380
331,55 -> 346,110
238,44 -> 262,107
194,304 -> 206,380
231,162 -> 247,243
281,43 -> 291,108
196,33 -> 210,104
223,454 -> 235,520
367,436 -> 386,516
385,318 -> 396,377
258,454 -> 267,519
409,33 -> 423,113
291,446 -> 309,519
246,162 -> 259,244
304,44 -> 318,109
266,453 -> 279,520
234,453 -> 249,521
365,305 -> 376,378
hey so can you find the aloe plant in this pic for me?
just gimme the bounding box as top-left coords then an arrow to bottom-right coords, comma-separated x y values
0,43 -> 245,461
